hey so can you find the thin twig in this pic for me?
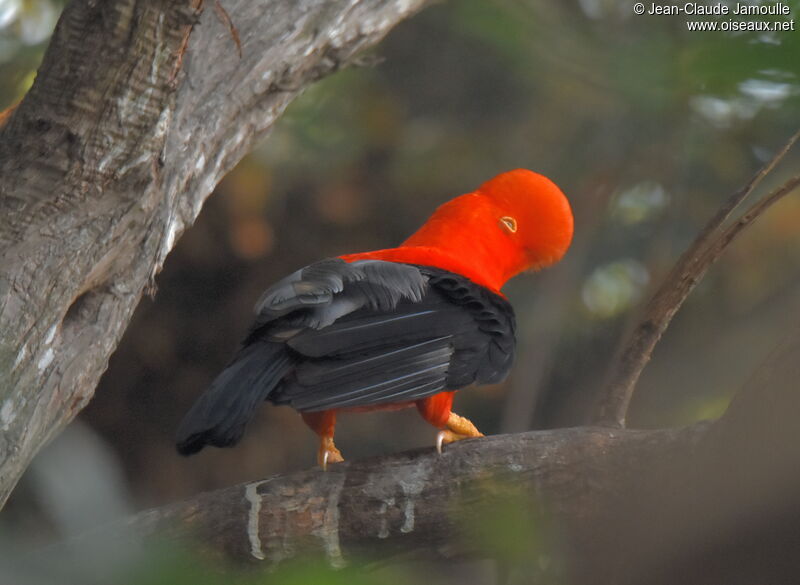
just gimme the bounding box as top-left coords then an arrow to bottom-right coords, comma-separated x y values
593,131 -> 800,427
708,174 -> 800,259
168,0 -> 204,86
697,128 -> 800,242
214,0 -> 242,59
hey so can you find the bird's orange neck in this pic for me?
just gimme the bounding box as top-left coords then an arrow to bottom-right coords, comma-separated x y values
340,193 -> 527,294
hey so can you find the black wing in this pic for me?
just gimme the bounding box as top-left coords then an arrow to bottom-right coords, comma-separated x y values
264,261 -> 516,412
176,258 -> 515,453
177,259 -> 429,453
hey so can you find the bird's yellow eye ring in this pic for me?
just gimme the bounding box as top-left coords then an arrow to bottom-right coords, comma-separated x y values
500,216 -> 518,233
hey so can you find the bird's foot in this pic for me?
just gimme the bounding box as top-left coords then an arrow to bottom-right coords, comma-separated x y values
436,429 -> 465,453
318,436 -> 344,471
436,412 -> 484,454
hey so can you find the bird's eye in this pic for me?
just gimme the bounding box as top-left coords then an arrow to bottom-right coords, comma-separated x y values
500,216 -> 518,233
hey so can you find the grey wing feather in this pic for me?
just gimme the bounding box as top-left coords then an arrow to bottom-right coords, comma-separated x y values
253,259 -> 358,318
353,260 -> 427,309
251,258 -> 428,333
281,337 -> 453,412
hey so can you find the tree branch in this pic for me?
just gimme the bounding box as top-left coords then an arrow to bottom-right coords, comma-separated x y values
116,425 -> 707,569
60,321 -> 799,584
0,0 -> 430,508
593,130 -> 800,427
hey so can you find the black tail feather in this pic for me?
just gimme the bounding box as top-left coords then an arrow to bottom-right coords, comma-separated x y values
176,342 -> 292,455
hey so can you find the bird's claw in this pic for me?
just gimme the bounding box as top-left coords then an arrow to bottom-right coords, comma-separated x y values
319,438 -> 344,471
436,412 -> 486,455
436,430 -> 445,454
436,429 -> 464,454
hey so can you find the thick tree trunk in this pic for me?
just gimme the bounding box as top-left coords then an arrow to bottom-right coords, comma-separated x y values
0,0 -> 429,508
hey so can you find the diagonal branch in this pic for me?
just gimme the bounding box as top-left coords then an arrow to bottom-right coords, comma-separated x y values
593,130 -> 800,427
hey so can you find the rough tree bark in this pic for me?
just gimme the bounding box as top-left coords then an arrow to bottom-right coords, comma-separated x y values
126,425 -> 707,570
0,0 -> 430,508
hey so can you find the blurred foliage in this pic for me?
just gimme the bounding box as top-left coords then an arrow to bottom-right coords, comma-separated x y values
0,537 -> 414,585
2,0 -> 800,582
581,259 -> 649,318
119,547 -> 411,585
0,0 -> 63,108
459,482 -> 563,584
0,487 -> 559,585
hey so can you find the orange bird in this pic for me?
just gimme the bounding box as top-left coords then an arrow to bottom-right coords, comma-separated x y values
176,169 -> 573,468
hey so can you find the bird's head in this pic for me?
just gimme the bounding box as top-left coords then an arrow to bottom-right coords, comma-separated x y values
477,169 -> 574,272
399,168 -> 574,291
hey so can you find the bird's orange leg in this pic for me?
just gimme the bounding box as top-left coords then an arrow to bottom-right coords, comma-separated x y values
416,392 -> 484,453
300,410 -> 344,470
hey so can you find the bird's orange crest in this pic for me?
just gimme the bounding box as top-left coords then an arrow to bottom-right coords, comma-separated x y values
346,169 -> 574,293
476,168 -> 574,272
